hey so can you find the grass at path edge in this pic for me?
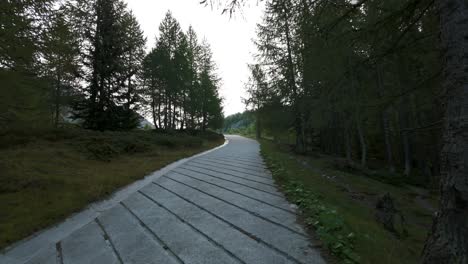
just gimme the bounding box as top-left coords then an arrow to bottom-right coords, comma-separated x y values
0,129 -> 224,250
259,139 -> 435,264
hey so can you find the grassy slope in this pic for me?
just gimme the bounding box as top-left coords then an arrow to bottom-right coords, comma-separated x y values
260,139 -> 437,264
0,129 -> 224,250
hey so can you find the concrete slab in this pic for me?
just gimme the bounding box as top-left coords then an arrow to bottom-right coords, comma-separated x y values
1,135 -> 325,264
167,170 -> 289,207
174,166 -> 282,194
183,163 -> 275,185
189,159 -> 272,179
139,184 -> 293,264
96,204 -> 179,264
60,221 -> 119,264
154,178 -> 323,264
162,173 -> 302,232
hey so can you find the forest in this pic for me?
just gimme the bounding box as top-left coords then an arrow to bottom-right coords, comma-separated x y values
1,0 -> 223,132
226,0 -> 466,263
244,0 -> 441,182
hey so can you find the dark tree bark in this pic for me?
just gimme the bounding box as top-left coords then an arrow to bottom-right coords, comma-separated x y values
377,66 -> 395,172
382,108 -> 395,172
422,0 -> 468,263
401,126 -> 412,176
151,103 -> 157,129
181,92 -> 186,129
202,111 -> 207,132
156,91 -> 161,128
344,120 -> 353,164
356,117 -> 367,168
283,6 -> 304,153
398,98 -> 412,177
163,95 -> 168,129
172,99 -> 177,129
255,109 -> 261,139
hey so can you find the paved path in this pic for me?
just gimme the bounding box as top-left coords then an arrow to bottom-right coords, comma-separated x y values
1,135 -> 325,264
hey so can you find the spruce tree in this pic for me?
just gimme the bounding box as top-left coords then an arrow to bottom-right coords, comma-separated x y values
43,9 -> 81,127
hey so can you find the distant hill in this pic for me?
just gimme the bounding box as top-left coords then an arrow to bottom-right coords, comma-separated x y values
223,111 -> 255,135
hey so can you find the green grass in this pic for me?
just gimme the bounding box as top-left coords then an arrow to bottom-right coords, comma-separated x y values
260,139 -> 437,264
0,128 -> 224,250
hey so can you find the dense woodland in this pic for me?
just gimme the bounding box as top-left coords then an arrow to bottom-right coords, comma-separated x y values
1,0 -> 223,132
225,0 -> 466,262
244,0 -> 441,181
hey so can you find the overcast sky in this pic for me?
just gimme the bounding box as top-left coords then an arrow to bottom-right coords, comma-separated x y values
123,0 -> 265,116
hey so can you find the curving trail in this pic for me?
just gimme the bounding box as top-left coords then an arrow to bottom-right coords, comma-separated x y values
1,135 -> 325,264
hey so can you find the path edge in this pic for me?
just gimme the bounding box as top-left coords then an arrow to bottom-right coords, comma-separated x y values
0,137 -> 230,264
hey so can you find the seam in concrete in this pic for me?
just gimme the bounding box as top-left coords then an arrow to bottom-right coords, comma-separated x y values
95,218 -> 125,264
55,242 -> 63,264
166,172 -> 294,213
119,202 -> 185,264
172,168 -> 283,197
137,191 -> 246,264
182,164 -> 276,186
151,182 -> 304,264
189,161 -> 272,179
219,156 -> 264,163
216,155 -> 267,163
189,160 -> 272,179
196,158 -> 268,171
200,157 -> 267,169
209,154 -> 265,165
1,139 -> 229,264
156,178 -> 308,237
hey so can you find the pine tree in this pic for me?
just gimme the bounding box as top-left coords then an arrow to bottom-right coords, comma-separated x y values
71,0 -> 146,130
116,10 -> 146,129
198,40 -> 223,131
244,64 -> 268,139
142,13 -> 223,131
43,9 -> 81,127
256,0 -> 305,152
0,0 -> 53,130
186,26 -> 202,130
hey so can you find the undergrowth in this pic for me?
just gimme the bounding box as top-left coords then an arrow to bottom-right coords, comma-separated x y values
260,139 -> 436,264
265,157 -> 360,264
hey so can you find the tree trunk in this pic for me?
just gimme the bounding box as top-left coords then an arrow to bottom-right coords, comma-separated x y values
377,66 -> 395,172
402,129 -> 411,176
282,2 -> 304,153
345,120 -> 353,164
422,0 -> 468,263
255,110 -> 261,139
164,95 -> 168,129
382,108 -> 395,172
151,101 -> 157,129
172,101 -> 177,130
151,90 -> 158,129
399,101 -> 412,176
202,112 -> 206,132
181,92 -> 186,130
168,100 -> 172,129
356,118 -> 367,168
157,94 -> 161,129
54,72 -> 61,128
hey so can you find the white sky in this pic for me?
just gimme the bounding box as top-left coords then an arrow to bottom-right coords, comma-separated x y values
123,0 -> 265,116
